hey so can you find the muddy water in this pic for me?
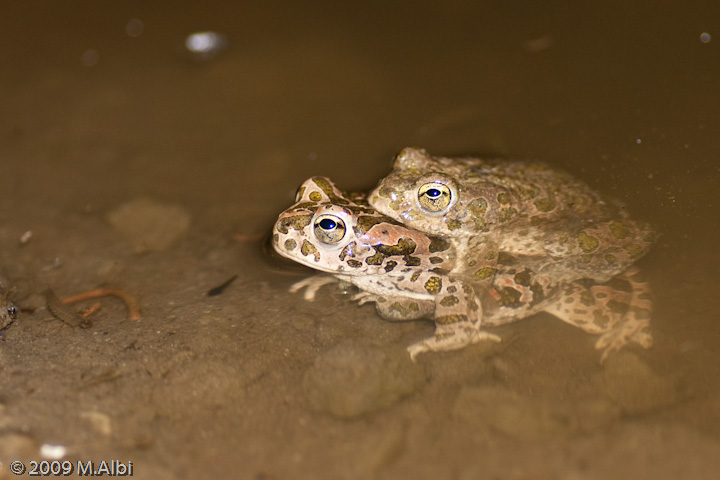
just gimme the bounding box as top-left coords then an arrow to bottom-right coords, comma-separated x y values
1,1 -> 719,479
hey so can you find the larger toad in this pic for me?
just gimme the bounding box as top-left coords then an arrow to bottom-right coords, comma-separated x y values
369,147 -> 655,283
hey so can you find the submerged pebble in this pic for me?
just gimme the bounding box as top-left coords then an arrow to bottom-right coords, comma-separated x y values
303,342 -> 425,418
603,351 -> 680,414
453,386 -> 573,439
107,198 -> 191,252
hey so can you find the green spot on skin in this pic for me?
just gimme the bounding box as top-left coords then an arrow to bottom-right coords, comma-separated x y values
308,191 -> 322,202
498,287 -> 523,307
300,240 -> 319,261
496,192 -> 511,205
497,252 -> 517,265
610,221 -> 631,239
439,295 -> 459,307
447,285 -> 457,293
435,314 -> 468,324
292,202 -> 320,211
580,289 -> 596,307
378,185 -> 393,198
389,302 -> 420,315
311,177 -> 350,205
284,238 -> 297,251
592,310 -> 611,328
468,198 -> 489,230
365,252 -> 385,265
579,253 -> 594,264
577,232 -> 600,253
429,256 -> 444,264
376,237 -> 417,257
607,299 -> 629,315
277,214 -> 313,234
529,283 -> 545,306
410,271 -> 422,282
498,207 -> 519,222
446,219 -> 462,231
384,261 -> 397,272
606,276 -> 632,293
624,243 -> 644,258
424,276 -> 442,294
404,256 -> 421,266
355,215 -> 385,234
514,269 -> 532,286
604,253 -> 617,264
473,266 -> 497,281
631,306 -> 652,320
347,259 -> 363,268
468,197 -> 488,214
533,197 -> 555,212
429,237 -> 451,253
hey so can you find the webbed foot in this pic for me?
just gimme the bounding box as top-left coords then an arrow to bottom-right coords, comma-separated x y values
596,318 -> 652,363
289,275 -> 338,301
408,325 -> 501,361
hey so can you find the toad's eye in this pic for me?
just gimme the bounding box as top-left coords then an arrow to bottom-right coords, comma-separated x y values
313,214 -> 347,244
417,182 -> 452,213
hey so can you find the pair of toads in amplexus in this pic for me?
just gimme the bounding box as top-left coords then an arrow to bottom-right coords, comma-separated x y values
272,147 -> 655,362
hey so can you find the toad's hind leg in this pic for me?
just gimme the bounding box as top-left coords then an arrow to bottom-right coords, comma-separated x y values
543,267 -> 653,362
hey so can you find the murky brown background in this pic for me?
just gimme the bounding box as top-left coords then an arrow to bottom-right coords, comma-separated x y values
1,1 -> 719,479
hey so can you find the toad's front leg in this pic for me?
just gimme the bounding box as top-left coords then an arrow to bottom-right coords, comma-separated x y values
407,277 -> 500,361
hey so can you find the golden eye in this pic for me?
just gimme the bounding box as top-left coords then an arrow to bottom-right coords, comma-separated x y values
313,214 -> 347,244
417,182 -> 452,213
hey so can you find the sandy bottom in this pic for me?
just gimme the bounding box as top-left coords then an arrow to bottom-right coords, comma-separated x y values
1,1 -> 719,479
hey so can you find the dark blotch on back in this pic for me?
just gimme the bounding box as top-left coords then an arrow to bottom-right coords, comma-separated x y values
311,177 -> 350,205
277,214 -> 312,234
429,237 -> 451,253
375,237 -> 417,256
355,215 -> 385,234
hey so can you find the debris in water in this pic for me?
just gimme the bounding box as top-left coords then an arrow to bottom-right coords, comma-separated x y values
207,274 -> 238,297
184,31 -> 228,61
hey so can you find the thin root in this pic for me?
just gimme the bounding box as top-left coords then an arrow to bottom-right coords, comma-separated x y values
62,288 -> 141,321
80,302 -> 102,318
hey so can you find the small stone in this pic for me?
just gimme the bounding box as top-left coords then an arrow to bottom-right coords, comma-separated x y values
452,385 -> 572,439
107,198 -> 191,252
303,342 -> 425,418
603,351 -> 680,414
0,433 -> 36,458
80,411 -> 112,436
